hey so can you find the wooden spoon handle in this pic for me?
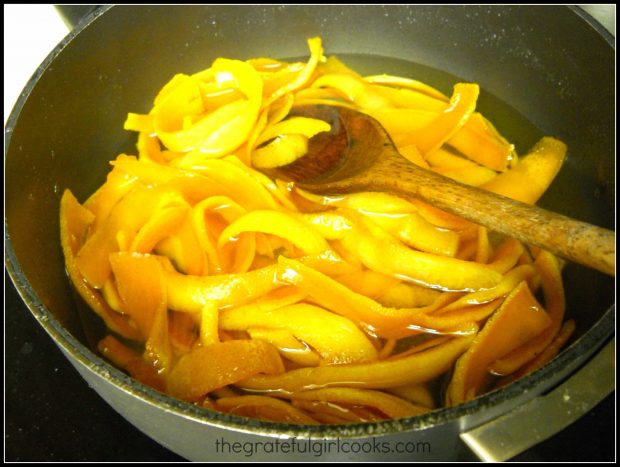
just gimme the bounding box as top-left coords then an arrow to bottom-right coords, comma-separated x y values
352,154 -> 615,276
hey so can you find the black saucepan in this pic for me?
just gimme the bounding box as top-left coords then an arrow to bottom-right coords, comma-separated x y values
5,5 -> 615,461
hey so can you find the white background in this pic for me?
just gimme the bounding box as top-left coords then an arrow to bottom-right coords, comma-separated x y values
4,4 -> 69,123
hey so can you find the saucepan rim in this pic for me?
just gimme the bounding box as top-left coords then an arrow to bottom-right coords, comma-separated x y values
4,3 -> 616,441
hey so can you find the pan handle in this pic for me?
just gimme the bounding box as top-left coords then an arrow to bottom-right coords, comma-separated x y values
459,337 -> 615,461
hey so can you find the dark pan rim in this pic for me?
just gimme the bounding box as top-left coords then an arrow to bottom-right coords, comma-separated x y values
4,3 -> 616,442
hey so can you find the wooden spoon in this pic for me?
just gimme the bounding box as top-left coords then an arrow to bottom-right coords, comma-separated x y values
270,105 -> 615,276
